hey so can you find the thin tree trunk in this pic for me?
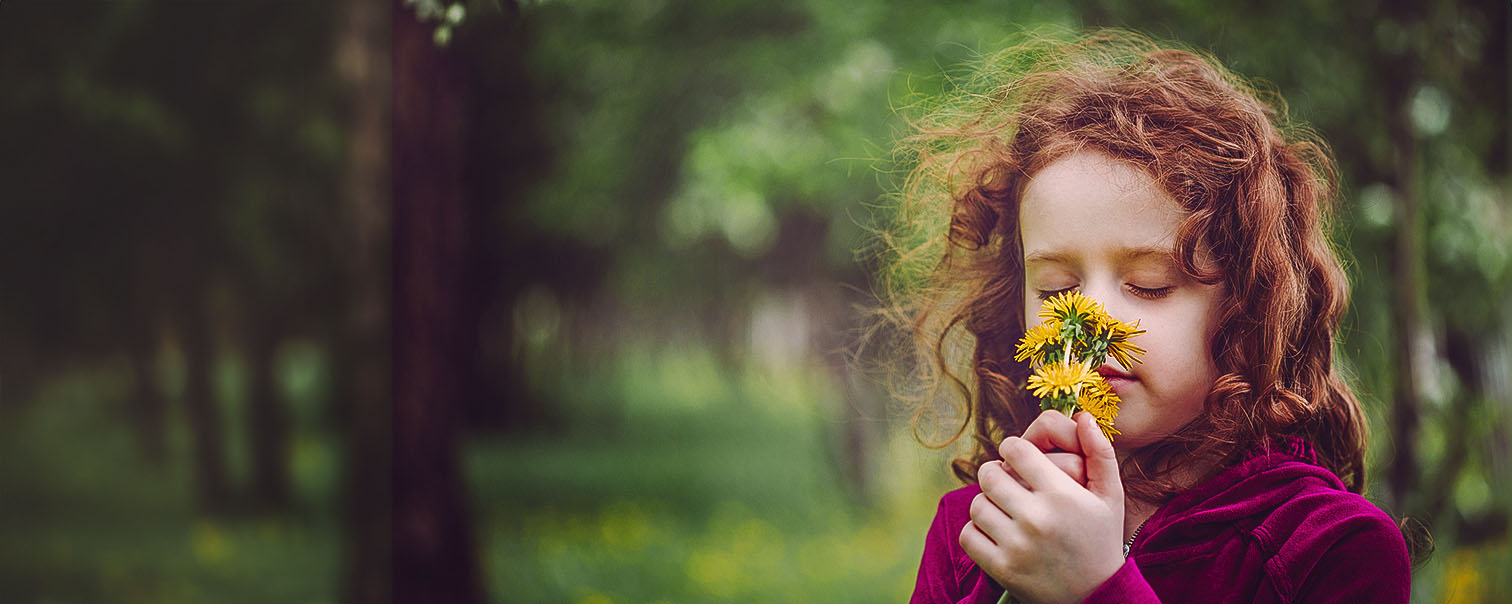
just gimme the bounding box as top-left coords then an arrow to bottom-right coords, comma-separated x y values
128,317 -> 167,463
182,289 -> 231,511
336,0 -> 393,601
246,315 -> 290,510
1385,63 -> 1424,517
392,0 -> 484,601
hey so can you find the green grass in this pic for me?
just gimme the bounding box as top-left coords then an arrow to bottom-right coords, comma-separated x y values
0,369 -> 340,604
472,341 -> 958,603
16,342 -> 1501,603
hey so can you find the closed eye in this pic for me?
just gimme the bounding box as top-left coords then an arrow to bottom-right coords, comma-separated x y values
1035,286 -> 1076,301
1128,285 -> 1174,299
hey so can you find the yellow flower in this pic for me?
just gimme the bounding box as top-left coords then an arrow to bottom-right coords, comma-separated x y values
1078,378 -> 1121,441
1026,360 -> 1099,400
1102,319 -> 1147,369
1014,321 -> 1062,364
1038,291 -> 1106,325
1096,419 -> 1121,441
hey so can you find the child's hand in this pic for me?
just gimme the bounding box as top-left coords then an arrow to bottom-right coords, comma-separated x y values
961,412 -> 1125,604
1013,409 -> 1087,486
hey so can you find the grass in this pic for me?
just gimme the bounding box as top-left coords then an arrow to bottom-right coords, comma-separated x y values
0,366 -> 340,604
6,341 -> 1508,603
471,341 -> 958,603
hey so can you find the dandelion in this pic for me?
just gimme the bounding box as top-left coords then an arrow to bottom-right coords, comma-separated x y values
1103,319 -> 1147,370
1038,290 -> 1107,325
1016,291 -> 1145,441
1026,359 -> 1099,400
1014,321 -> 1062,364
1078,379 -> 1122,441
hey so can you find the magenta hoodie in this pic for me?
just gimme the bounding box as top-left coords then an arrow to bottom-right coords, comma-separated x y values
909,438 -> 1410,603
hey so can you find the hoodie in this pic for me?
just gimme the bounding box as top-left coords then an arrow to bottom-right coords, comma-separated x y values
909,438 -> 1410,603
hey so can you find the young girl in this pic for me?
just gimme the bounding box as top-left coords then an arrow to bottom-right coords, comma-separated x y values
885,31 -> 1413,603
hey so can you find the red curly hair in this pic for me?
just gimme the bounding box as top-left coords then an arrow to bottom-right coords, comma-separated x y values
878,30 -> 1367,504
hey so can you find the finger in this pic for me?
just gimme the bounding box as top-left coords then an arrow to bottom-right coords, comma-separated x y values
1046,451 -> 1087,485
1076,412 -> 1124,501
1018,409 -> 1084,456
999,436 -> 1075,491
959,521 -> 1004,569
967,492 -> 1014,544
977,460 -> 1031,516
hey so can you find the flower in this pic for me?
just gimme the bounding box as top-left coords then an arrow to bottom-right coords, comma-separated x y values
1102,319 -> 1147,369
1078,378 -> 1122,441
1026,359 -> 1099,400
1014,321 -> 1062,364
1015,291 -> 1145,442
1038,291 -> 1107,326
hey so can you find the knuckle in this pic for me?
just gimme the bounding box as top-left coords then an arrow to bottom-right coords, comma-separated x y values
976,461 -> 996,486
969,493 -> 989,519
958,522 -> 978,551
1018,508 -> 1048,536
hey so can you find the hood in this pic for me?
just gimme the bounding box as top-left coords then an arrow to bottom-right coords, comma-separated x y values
1130,437 -> 1347,561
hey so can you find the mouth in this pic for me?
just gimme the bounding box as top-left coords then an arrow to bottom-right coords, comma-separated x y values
1096,364 -> 1137,389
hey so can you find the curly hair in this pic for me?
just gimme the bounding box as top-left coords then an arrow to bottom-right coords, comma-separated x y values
876,29 -> 1367,504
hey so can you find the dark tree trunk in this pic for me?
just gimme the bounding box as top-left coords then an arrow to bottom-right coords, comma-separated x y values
182,288 -> 231,511
391,1 -> 485,602
336,0 -> 393,601
246,315 -> 291,510
1380,2 -> 1425,516
1385,90 -> 1423,516
128,317 -> 167,464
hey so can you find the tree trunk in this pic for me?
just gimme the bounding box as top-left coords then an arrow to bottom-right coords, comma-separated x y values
335,0 -> 393,601
391,1 -> 485,601
246,315 -> 291,510
128,317 -> 167,464
182,289 -> 231,511
1379,5 -> 1425,515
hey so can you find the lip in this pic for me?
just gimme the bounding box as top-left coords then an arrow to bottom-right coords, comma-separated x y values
1096,365 -> 1135,380
1096,365 -> 1137,392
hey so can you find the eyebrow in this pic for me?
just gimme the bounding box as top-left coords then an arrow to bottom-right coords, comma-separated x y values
1023,246 -> 1175,265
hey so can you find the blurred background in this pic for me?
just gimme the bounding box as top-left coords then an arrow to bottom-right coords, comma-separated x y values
0,0 -> 1507,602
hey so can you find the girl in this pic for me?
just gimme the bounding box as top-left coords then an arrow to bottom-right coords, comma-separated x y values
884,31 -> 1413,603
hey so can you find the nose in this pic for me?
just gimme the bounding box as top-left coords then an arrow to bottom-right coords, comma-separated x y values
1079,277 -> 1137,366
1079,276 -> 1128,319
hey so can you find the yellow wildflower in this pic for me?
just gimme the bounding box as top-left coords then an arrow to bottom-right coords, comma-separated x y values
1078,378 -> 1122,440
1014,321 -> 1062,364
1026,360 -> 1099,400
1103,319 -> 1147,369
1038,291 -> 1106,325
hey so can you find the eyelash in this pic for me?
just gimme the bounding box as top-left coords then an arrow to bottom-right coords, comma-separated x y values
1035,285 -> 1175,300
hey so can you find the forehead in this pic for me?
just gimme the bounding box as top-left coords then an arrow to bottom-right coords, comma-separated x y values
1019,150 -> 1186,261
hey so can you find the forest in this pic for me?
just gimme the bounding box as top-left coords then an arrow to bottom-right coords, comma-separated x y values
0,0 -> 1507,602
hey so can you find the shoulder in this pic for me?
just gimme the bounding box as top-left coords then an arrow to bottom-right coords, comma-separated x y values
938,483 -> 982,522
1256,478 -> 1403,556
1254,477 -> 1409,601
932,484 -> 985,577
930,483 -> 982,556
912,483 -> 986,603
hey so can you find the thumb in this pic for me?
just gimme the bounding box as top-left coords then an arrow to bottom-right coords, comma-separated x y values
1076,412 -> 1123,502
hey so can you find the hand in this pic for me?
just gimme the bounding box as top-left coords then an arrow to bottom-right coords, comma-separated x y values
960,412 -> 1125,604
1013,409 -> 1087,487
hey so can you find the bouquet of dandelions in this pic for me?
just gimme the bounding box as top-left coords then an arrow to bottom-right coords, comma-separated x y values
1014,291 -> 1146,441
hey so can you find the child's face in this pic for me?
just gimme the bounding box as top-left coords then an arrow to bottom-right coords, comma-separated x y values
1019,150 -> 1226,449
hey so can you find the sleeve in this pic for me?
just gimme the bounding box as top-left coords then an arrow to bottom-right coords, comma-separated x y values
1290,516 -> 1411,603
910,495 -> 962,604
1079,558 -> 1163,604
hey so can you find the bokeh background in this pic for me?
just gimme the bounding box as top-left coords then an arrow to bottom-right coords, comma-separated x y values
1,0 -> 1508,602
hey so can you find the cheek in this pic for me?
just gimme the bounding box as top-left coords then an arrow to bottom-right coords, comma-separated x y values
1143,321 -> 1219,400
